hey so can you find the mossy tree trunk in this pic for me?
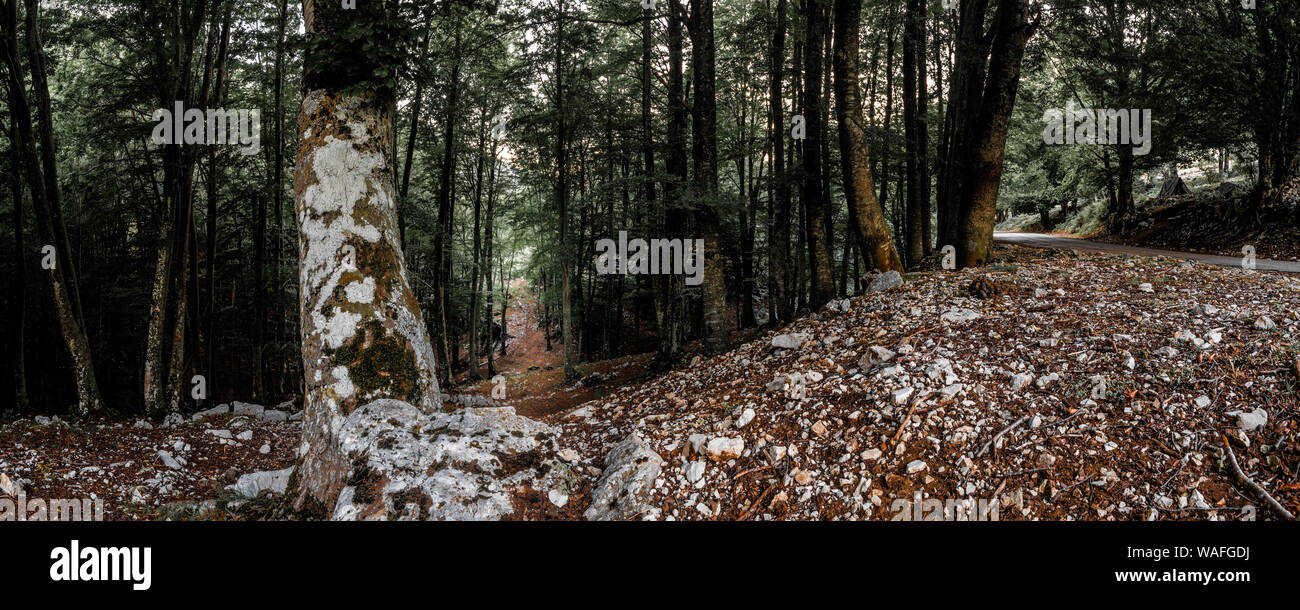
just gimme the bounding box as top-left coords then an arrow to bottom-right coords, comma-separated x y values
293,0 -> 442,512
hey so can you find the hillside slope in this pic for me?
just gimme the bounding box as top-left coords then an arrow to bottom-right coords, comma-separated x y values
549,244 -> 1300,521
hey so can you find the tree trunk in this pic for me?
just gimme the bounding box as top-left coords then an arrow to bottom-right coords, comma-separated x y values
2,0 -> 102,415
800,0 -> 834,308
293,0 -> 443,515
5,106 -> 28,412
833,0 -> 903,273
431,17 -> 463,387
767,0 -> 791,323
691,0 -> 728,353
956,0 -> 1037,267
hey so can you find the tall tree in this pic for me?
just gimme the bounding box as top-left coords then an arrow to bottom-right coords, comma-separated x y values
2,0 -> 102,415
801,0 -> 834,307
832,0 -> 903,273
767,0 -> 791,323
691,0 -> 728,353
954,0 -> 1038,267
293,0 -> 442,513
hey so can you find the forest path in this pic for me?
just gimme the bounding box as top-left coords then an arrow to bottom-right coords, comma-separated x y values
453,279 -> 653,420
994,231 -> 1300,273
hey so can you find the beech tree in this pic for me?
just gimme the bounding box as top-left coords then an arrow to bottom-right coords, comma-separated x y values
292,0 -> 442,512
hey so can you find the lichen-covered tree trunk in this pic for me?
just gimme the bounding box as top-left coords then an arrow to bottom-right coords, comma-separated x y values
293,0 -> 442,513
832,0 -> 903,273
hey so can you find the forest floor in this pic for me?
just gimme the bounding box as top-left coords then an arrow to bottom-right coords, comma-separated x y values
547,243 -> 1300,521
4,243 -> 1299,521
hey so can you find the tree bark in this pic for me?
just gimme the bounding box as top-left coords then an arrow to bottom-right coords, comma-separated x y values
293,0 -> 443,514
767,0 -> 791,323
833,0 -> 903,273
690,0 -> 728,353
2,0 -> 102,415
956,0 -> 1037,267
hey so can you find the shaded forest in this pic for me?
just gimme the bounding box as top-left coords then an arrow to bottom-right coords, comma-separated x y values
2,0 -> 1297,418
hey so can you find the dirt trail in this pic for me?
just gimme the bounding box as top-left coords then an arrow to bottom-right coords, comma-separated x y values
453,279 -> 653,420
994,231 -> 1300,273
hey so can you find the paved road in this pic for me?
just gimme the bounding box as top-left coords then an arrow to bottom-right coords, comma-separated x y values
992,232 -> 1300,274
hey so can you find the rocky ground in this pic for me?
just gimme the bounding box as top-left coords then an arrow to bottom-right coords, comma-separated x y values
548,244 -> 1300,521
4,243 -> 1299,521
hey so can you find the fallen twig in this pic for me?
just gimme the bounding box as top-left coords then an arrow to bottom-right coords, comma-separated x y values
976,416 -> 1028,458
1224,442 -> 1295,521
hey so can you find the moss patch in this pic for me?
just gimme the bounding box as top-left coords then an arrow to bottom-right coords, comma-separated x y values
330,319 -> 422,413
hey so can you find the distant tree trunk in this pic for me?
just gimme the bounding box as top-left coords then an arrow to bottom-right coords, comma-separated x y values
207,0 -> 232,399
432,17 -> 463,387
903,0 -> 922,267
878,9 -> 897,219
801,0 -> 834,308
691,0 -> 728,353
468,111 -> 487,381
293,0 -> 442,514
271,0 -> 288,397
938,0 -> 991,253
767,0 -> 791,323
5,112 -> 29,413
833,0 -> 904,273
3,0 -> 102,416
142,0 -> 206,417
399,27 -> 432,249
483,134 -> 498,377
956,0 -> 1037,267
555,1 -> 578,380
654,0 -> 687,367
917,0 -> 931,257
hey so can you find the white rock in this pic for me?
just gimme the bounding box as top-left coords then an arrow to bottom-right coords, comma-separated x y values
547,489 -> 569,508
892,387 -> 915,405
585,433 -> 664,521
557,448 -> 580,463
259,443 -> 271,455
705,437 -> 745,461
231,401 -> 265,417
685,461 -> 706,484
236,430 -> 254,441
157,450 -> 183,470
1255,316 -> 1276,330
259,409 -> 289,422
191,404 -> 230,421
1138,283 -> 1154,293
867,270 -> 904,292
1193,396 -> 1211,409
905,460 -> 928,474
228,467 -> 295,498
1237,408 -> 1268,431
771,333 -> 811,349
735,408 -> 756,429
940,308 -> 982,324
925,358 -> 958,385
867,346 -> 895,363
1010,373 -> 1034,391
